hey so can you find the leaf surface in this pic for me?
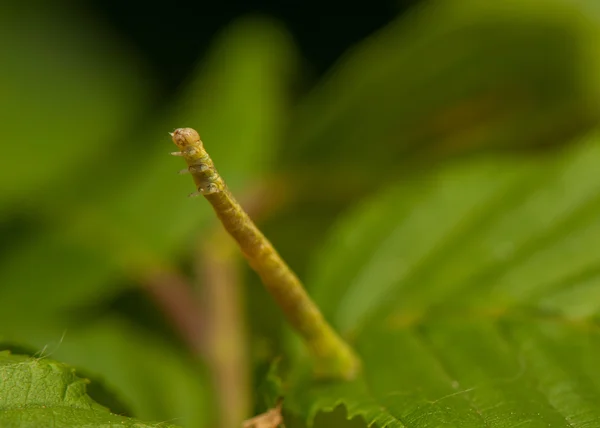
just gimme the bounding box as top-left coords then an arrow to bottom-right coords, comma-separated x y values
0,2 -> 149,213
287,132 -> 600,427
283,0 -> 600,195
0,351 -> 181,427
2,316 -> 210,427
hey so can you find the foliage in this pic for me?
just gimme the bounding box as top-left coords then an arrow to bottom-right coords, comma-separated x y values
283,132 -> 600,427
0,351 -> 179,427
1,0 -> 600,427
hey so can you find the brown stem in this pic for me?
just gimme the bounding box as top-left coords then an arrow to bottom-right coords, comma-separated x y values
143,268 -> 205,355
197,228 -> 250,428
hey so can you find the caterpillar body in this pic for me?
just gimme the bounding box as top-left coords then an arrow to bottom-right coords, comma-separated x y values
169,127 -> 360,380
170,128 -> 225,196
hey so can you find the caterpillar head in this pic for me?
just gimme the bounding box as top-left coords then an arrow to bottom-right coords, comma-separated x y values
171,128 -> 201,149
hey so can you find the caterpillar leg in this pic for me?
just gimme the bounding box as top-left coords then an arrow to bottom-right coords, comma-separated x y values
188,164 -> 210,173
178,168 -> 190,175
171,151 -> 184,157
188,183 -> 219,197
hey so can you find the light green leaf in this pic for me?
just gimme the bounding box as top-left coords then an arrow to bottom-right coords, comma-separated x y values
283,0 -> 600,192
0,351 -> 181,428
287,131 -> 600,427
3,316 -> 210,427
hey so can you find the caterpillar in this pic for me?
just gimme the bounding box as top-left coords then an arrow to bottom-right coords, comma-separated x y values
170,127 -> 360,380
170,127 -> 224,196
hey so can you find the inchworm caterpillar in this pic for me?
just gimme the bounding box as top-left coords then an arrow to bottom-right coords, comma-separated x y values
170,128 -> 360,380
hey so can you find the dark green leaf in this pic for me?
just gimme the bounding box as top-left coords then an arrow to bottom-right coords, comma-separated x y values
0,16 -> 296,325
0,3 -> 150,214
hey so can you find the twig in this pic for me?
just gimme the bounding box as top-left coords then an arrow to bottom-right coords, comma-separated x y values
242,398 -> 284,428
143,268 -> 205,355
197,228 -> 250,428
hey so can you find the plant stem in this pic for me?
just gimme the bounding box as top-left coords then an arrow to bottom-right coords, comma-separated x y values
143,267 -> 206,356
197,228 -> 250,428
170,127 -> 360,380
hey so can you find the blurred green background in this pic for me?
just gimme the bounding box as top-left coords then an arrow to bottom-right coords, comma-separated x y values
1,0 -> 600,427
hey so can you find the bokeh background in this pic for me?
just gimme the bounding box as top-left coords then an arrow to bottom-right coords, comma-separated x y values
2,0 -> 600,427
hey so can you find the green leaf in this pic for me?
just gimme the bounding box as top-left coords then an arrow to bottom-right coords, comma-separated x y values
2,316 -> 210,427
86,16 -> 295,265
0,2 -> 150,214
0,351 -> 181,427
265,0 -> 600,279
0,230 -> 121,326
283,0 -> 600,192
256,359 -> 285,411
286,131 -> 600,426
0,16 -> 297,327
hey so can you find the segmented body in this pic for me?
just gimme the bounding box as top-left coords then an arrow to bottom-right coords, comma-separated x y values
171,127 -> 225,195
170,127 -> 360,380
